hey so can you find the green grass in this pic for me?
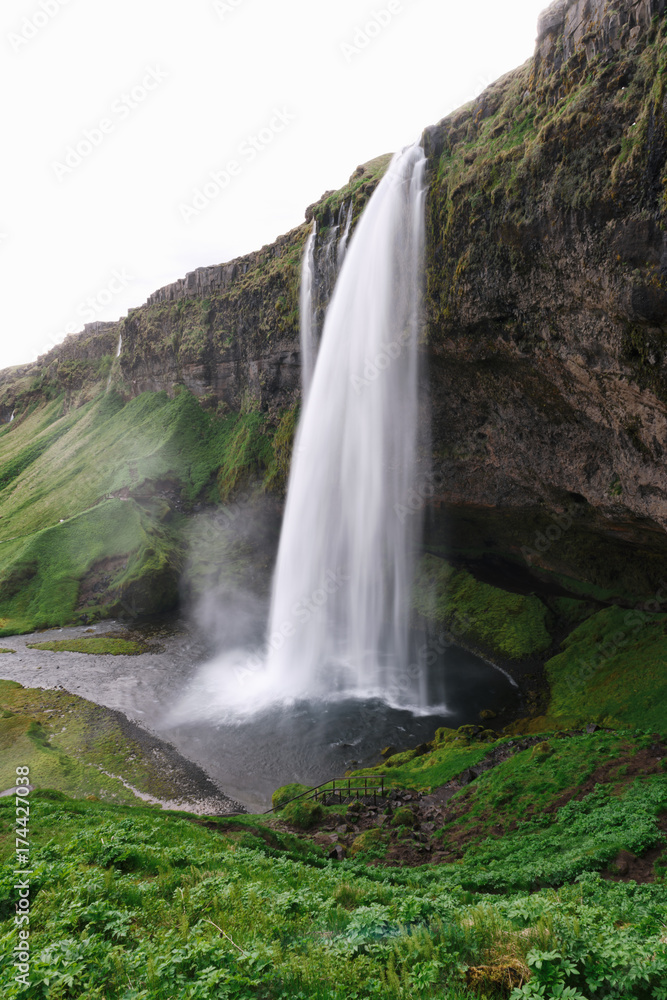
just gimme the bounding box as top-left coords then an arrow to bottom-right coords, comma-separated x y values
26,637 -> 149,656
346,729 -> 667,894
0,649 -> 14,654
0,728 -> 665,998
0,681 -> 201,804
0,389 -> 295,634
434,731 -> 630,843
353,742 -> 490,793
544,606 -> 667,732
0,499 -> 180,635
412,555 -> 552,660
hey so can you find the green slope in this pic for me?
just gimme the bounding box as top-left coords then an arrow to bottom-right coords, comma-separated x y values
0,386 -> 295,634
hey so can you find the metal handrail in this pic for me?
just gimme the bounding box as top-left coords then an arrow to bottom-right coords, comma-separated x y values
265,774 -> 387,814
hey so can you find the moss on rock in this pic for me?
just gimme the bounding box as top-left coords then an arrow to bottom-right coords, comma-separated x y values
27,637 -> 150,656
544,605 -> 667,733
272,782 -> 310,811
412,554 -> 552,660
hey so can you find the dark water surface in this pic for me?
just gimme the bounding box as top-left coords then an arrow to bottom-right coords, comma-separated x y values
0,618 -> 519,811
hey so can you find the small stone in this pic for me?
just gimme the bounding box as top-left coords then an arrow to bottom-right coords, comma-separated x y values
329,845 -> 345,861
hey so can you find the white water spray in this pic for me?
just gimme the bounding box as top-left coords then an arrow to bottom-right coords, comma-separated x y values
9,411 -> 14,424
299,224 -> 317,399
266,143 -> 427,701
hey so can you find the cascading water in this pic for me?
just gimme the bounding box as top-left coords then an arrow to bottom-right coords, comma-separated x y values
107,333 -> 123,391
170,141 -> 432,727
299,223 -> 317,399
337,202 -> 353,266
266,142 -> 427,703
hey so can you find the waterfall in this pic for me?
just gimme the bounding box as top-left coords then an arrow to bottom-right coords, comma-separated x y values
337,202 -> 353,266
299,224 -> 317,399
9,411 -> 14,424
266,143 -> 427,702
106,333 -> 123,391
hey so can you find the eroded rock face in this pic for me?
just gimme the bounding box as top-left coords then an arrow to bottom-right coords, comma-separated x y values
535,0 -> 665,79
420,0 -> 667,595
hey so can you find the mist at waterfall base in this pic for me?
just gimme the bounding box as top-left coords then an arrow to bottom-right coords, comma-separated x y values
167,146 -> 519,794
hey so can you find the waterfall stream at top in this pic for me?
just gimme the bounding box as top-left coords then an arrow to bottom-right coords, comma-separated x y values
299,224 -> 317,399
266,143 -> 428,704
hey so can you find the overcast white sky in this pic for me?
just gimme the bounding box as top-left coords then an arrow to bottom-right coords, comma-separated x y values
0,0 -> 548,371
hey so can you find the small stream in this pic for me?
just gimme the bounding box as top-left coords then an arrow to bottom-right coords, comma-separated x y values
0,617 -> 520,811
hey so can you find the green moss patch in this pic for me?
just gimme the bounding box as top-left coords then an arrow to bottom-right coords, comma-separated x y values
544,605 -> 667,732
272,782 -> 310,811
281,799 -> 324,829
412,554 -> 552,660
27,637 -> 149,656
0,498 -> 181,636
352,731 -> 493,793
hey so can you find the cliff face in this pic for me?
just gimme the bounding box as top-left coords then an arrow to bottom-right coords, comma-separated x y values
421,0 -> 667,599
0,156 -> 388,424
0,0 -> 666,627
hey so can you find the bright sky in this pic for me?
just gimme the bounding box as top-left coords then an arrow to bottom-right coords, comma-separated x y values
0,0 -> 548,371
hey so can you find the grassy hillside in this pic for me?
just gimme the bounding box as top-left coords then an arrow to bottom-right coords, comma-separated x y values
0,386 -> 296,634
0,680 -> 233,807
0,726 -> 664,999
